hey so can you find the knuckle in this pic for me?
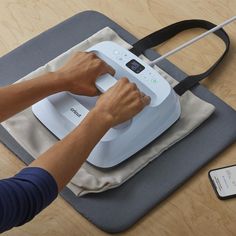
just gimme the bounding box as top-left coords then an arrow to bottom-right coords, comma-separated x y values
129,83 -> 134,89
137,99 -> 143,107
88,52 -> 97,59
133,90 -> 140,98
129,82 -> 137,91
109,66 -> 116,75
94,59 -> 103,67
141,96 -> 149,106
132,82 -> 138,89
146,96 -> 151,105
120,77 -> 129,84
129,83 -> 135,89
98,60 -> 106,67
140,92 -> 145,97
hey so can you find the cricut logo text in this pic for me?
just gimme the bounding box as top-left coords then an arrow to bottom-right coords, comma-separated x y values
70,108 -> 82,118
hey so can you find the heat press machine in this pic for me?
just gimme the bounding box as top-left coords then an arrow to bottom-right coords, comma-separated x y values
32,41 -> 181,168
32,16 -> 236,168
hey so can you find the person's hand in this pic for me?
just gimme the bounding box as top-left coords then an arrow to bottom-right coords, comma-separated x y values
93,78 -> 151,127
55,52 -> 115,96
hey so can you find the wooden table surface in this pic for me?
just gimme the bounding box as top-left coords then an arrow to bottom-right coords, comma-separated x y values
0,1 -> 235,235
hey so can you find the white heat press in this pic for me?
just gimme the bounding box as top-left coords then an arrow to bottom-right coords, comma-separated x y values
32,16 -> 236,168
32,41 -> 181,168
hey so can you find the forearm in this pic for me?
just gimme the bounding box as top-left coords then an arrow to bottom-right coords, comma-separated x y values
30,108 -> 112,191
0,109 -> 111,233
0,72 -> 64,122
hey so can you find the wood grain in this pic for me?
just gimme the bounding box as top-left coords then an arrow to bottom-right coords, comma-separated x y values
0,1 -> 235,235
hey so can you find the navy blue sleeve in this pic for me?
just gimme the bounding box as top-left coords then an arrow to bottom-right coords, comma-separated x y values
0,167 -> 58,233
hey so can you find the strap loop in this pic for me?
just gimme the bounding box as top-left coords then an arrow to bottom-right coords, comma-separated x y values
129,19 -> 230,95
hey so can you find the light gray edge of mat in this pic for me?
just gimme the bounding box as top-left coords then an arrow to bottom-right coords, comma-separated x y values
0,11 -> 236,234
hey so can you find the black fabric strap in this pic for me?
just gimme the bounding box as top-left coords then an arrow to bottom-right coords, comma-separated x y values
129,20 -> 230,96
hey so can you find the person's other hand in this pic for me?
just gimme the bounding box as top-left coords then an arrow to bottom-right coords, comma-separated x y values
55,52 -> 115,96
93,78 -> 151,127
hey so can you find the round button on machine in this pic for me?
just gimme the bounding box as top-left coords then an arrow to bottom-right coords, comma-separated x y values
113,49 -> 120,55
115,56 -> 123,62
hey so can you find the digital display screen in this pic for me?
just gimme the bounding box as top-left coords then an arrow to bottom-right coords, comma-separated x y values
126,59 -> 145,74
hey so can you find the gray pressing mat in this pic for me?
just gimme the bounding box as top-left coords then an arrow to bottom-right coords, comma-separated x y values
0,11 -> 236,233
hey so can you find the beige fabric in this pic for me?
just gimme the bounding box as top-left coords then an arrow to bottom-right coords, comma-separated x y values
1,27 -> 215,196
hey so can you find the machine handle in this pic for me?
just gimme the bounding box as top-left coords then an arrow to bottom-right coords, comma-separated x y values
95,74 -> 117,93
